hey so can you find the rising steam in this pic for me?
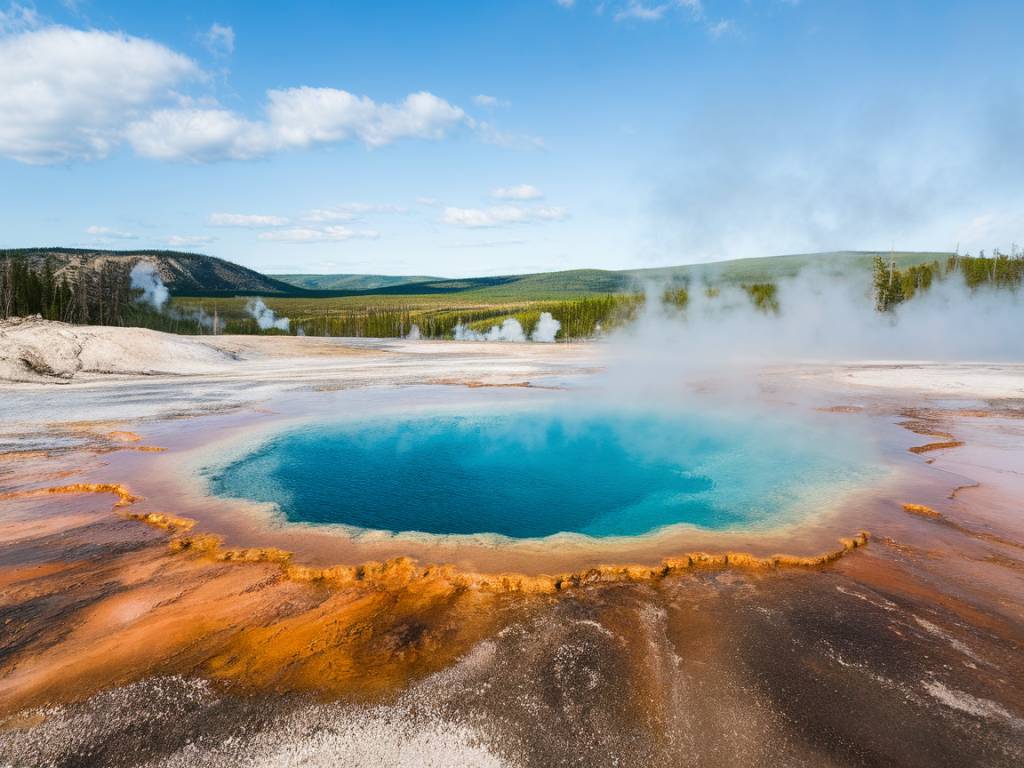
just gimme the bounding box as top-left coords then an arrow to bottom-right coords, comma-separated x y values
531,312 -> 561,343
246,299 -> 290,331
601,269 -> 1024,403
453,312 -> 561,343
129,262 -> 169,311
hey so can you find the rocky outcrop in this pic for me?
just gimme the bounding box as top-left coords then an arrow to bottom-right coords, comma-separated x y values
0,317 -> 234,382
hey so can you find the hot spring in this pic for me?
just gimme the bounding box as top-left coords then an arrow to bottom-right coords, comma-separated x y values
207,408 -> 879,540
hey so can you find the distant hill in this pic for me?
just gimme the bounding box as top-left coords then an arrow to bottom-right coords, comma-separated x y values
2,248 -> 305,296
278,251 -> 952,299
273,273 -> 444,291
4,248 -> 953,300
623,251 -> 950,286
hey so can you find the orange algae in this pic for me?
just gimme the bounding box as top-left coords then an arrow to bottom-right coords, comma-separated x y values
908,440 -> 965,454
12,482 -> 871,597
0,483 -> 139,508
106,431 -> 142,443
168,529 -> 872,595
902,503 -> 942,518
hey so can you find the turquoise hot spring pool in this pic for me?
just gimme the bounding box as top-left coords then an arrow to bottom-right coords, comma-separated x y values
207,408 -> 876,540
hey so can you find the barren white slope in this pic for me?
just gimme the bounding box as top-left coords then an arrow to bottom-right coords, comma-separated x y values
0,316 -> 236,383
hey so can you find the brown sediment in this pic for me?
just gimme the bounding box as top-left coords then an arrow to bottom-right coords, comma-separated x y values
816,405 -> 864,413
902,502 -> 943,518
0,483 -> 139,508
106,431 -> 142,442
19,481 -> 872,596
424,378 -> 566,390
908,440 -> 965,454
164,525 -> 872,595
902,501 -> 1024,550
124,511 -> 195,532
898,411 -> 966,455
0,450 -> 51,462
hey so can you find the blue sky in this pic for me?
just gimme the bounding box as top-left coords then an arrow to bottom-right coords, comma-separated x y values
1,1 -> 1021,276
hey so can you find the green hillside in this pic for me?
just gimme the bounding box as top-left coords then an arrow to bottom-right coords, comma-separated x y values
275,251 -> 953,300
273,273 -> 444,291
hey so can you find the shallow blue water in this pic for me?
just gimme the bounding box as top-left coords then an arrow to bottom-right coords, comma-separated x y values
209,409 -> 871,539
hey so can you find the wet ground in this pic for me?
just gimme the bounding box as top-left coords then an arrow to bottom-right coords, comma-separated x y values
0,346 -> 1022,767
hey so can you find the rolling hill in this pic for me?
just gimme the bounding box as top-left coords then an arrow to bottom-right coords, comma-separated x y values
2,248 -> 305,296
274,251 -> 951,299
3,248 -> 953,300
274,273 -> 445,291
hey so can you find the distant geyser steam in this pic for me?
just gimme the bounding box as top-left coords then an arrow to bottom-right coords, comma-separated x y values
246,298 -> 290,331
129,262 -> 169,311
452,312 -> 561,342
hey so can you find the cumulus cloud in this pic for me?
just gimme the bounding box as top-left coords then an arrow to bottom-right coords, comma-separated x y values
86,225 -> 137,240
615,3 -> 671,22
208,213 -> 289,227
492,184 -> 543,200
125,88 -> 467,162
441,205 -> 568,228
166,234 -> 214,247
0,21 -> 477,164
302,208 -> 356,223
257,226 -> 379,244
474,120 -> 546,150
200,22 -> 234,56
473,94 -> 509,108
707,19 -> 733,38
0,26 -> 199,163
612,0 -> 703,23
0,2 -> 38,33
302,203 -> 408,223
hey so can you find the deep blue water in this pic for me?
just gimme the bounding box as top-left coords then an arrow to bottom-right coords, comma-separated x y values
209,410 -> 869,539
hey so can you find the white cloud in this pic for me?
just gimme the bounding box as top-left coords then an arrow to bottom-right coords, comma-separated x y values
474,94 -> 510,109
474,121 -> 546,150
492,184 -> 544,200
707,19 -> 734,38
303,203 -> 408,222
201,22 -> 234,56
441,205 -> 569,228
0,26 -> 199,163
303,208 -> 356,223
337,202 -> 409,214
0,22 -> 529,164
536,206 -> 570,221
166,234 -> 215,247
555,0 -> 576,7
615,3 -> 670,22
416,196 -> 442,206
86,225 -> 137,240
614,0 -> 702,23
0,2 -> 38,33
127,108 -> 266,162
257,226 -> 380,243
208,212 -> 289,227
127,88 -> 467,161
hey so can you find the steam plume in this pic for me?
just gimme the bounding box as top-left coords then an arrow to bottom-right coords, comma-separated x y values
130,262 -> 169,311
454,317 -> 526,342
246,298 -> 290,331
531,312 -> 561,342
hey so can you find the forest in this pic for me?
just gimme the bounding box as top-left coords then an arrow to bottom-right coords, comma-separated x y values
3,251 -> 1021,339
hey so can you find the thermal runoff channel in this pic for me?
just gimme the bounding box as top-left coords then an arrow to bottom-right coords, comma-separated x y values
209,408 -> 878,539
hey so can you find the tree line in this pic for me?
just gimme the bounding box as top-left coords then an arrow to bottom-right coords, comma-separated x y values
874,251 -> 1023,311
0,256 -> 136,325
